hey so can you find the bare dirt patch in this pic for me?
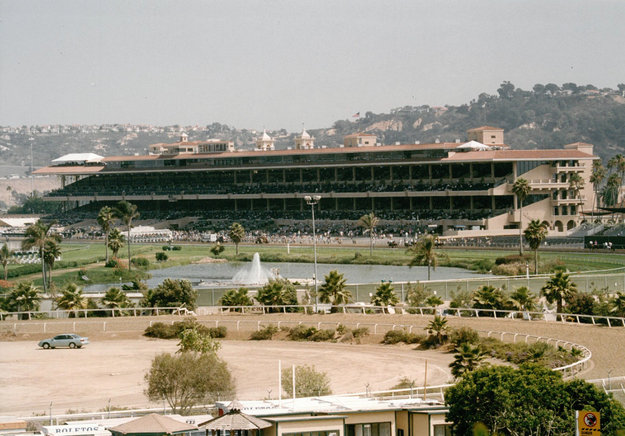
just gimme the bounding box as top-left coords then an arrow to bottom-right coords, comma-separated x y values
1,312 -> 622,417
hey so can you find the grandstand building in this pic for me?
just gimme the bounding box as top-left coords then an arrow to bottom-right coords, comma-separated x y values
35,127 -> 598,236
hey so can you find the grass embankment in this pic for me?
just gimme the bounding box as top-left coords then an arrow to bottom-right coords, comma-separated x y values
5,241 -> 625,288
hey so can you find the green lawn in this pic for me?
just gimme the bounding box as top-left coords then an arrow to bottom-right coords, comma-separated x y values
5,241 -> 625,289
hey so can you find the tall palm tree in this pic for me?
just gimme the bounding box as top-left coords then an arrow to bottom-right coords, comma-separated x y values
568,172 -> 585,214
590,161 -> 606,221
318,270 -> 352,312
407,234 -> 446,280
113,201 -> 139,270
358,212 -> 379,256
97,206 -> 115,263
7,282 -> 41,320
541,271 -> 578,314
371,282 -> 399,311
602,173 -> 621,207
512,178 -> 531,255
22,220 -> 62,293
107,228 -> 125,259
0,243 -> 12,281
228,222 -> 245,255
56,282 -> 88,318
449,342 -> 486,379
524,219 -> 548,274
607,154 -> 625,187
43,239 -> 61,289
424,315 -> 448,346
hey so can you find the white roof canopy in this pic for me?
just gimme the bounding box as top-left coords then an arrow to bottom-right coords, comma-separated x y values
456,141 -> 492,151
52,153 -> 104,164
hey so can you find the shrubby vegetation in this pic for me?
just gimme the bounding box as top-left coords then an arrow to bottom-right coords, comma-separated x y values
249,323 -> 368,343
446,364 -> 625,435
144,318 -> 227,339
281,365 -> 331,397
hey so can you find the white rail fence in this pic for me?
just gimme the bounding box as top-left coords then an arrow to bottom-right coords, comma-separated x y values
3,304 -> 625,327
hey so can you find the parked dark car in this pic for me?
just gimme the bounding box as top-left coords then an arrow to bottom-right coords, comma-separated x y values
38,334 -> 89,349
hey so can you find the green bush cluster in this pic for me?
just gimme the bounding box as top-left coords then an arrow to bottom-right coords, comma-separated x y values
155,252 -> 168,262
131,257 -> 150,268
249,325 -> 278,340
105,259 -> 119,268
382,329 -> 425,345
161,245 -> 182,251
144,319 -> 227,339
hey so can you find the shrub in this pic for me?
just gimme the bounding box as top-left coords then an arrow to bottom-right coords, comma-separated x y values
155,252 -> 168,262
105,259 -> 119,268
172,246 -> 182,251
449,327 -> 480,347
351,327 -> 369,338
162,246 -> 172,251
131,257 -> 150,268
382,329 -> 423,345
492,263 -> 526,276
144,319 -> 226,339
250,325 -> 278,340
495,254 -> 532,265
210,244 -> 225,256
309,329 -> 335,342
287,325 -> 319,341
144,322 -> 177,338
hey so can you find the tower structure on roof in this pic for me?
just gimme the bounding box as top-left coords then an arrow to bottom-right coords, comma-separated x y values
295,129 -> 315,149
256,130 -> 275,151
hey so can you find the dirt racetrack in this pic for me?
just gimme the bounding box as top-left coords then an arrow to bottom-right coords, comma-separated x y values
1,313 -> 623,417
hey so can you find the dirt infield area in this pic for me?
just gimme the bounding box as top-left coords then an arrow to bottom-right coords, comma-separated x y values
1,313 -> 623,417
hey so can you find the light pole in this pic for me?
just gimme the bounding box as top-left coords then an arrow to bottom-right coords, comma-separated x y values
305,195 -> 321,307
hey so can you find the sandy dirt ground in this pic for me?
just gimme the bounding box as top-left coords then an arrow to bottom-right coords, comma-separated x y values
0,338 -> 450,417
1,313 -> 623,417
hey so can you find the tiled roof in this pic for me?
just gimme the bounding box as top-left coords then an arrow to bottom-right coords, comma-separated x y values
108,414 -> 197,435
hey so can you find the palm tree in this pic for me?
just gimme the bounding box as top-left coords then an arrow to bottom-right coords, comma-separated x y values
43,239 -> 61,289
512,178 -> 531,255
371,282 -> 399,311
568,172 -> 585,214
56,283 -> 88,318
590,161 -> 606,221
113,201 -> 140,270
318,270 -> 352,312
407,234 -> 447,280
472,285 -> 506,314
449,342 -> 486,379
107,228 -> 125,259
541,271 -> 578,314
0,243 -> 12,281
100,287 -> 132,316
22,220 -> 62,293
358,212 -> 379,256
97,206 -> 115,263
228,222 -> 245,255
509,286 -> 537,311
524,219 -> 548,274
6,282 -> 41,320
602,173 -> 621,207
608,154 -> 625,188
424,315 -> 448,346
219,287 -> 253,312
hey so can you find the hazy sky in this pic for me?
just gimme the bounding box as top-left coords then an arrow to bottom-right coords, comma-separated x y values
1,0 -> 624,131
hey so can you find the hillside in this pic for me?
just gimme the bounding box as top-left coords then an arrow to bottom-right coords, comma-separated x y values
1,82 -> 624,171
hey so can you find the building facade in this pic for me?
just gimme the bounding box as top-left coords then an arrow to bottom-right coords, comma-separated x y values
36,127 -> 598,236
